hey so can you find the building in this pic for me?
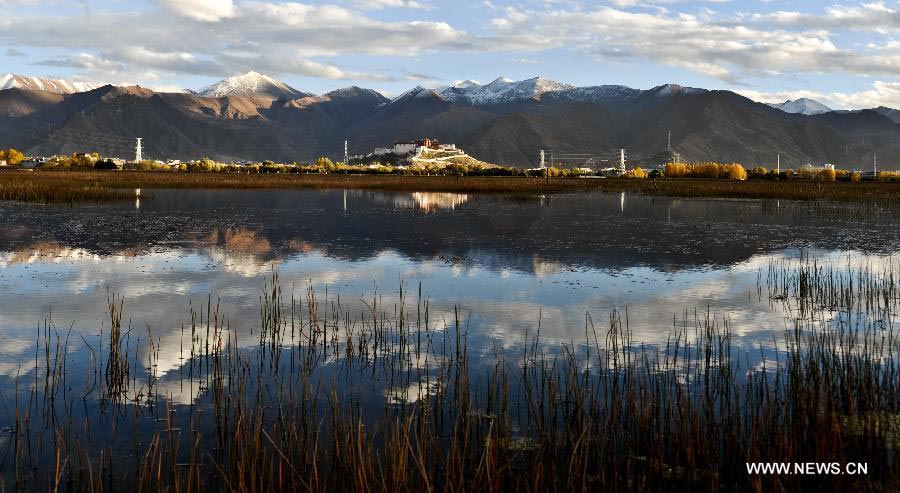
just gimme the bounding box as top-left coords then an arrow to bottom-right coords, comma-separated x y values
350,137 -> 452,164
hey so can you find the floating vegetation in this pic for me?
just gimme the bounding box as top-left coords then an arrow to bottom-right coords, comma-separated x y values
0,260 -> 898,491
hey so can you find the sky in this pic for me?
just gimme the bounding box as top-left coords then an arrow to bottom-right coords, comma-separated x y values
2,0 -> 900,109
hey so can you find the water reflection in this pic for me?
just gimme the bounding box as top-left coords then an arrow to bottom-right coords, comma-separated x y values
0,189 -> 897,379
365,191 -> 469,211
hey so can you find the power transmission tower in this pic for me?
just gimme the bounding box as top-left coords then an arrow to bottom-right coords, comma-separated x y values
134,137 -> 142,163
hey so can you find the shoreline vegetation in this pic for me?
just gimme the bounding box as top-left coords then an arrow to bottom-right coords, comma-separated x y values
2,169 -> 900,205
3,259 -> 899,491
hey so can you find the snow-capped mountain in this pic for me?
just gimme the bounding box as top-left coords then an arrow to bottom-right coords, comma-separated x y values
437,77 -> 575,105
542,85 -> 643,104
0,73 -> 103,94
390,77 -> 709,107
195,71 -> 311,99
769,98 -> 832,115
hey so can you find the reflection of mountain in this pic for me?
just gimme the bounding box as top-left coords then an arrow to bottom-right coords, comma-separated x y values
0,190 -> 897,275
198,227 -> 272,255
0,241 -> 100,266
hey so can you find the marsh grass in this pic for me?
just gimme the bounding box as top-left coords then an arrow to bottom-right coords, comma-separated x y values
1,258 -> 899,491
0,172 -> 133,203
2,170 -> 900,204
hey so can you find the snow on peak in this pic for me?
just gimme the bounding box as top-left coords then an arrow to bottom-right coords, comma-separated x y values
389,86 -> 444,103
433,76 -> 575,105
451,79 -> 480,89
389,77 -> 714,107
769,98 -> 832,115
197,71 -> 310,99
0,73 -> 103,94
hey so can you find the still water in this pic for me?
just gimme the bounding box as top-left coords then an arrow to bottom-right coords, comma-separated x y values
0,188 -> 897,390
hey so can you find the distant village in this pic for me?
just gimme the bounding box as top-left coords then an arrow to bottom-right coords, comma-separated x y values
0,137 -> 892,181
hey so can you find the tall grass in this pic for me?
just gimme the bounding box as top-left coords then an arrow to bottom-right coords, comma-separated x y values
1,259 -> 899,491
2,170 -> 900,204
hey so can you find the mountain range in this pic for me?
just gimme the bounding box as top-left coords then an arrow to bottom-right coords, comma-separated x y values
0,71 -> 897,169
0,74 -> 102,94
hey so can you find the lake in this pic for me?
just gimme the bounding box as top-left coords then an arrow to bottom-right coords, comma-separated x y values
1,188 -> 898,489
1,189 -> 896,362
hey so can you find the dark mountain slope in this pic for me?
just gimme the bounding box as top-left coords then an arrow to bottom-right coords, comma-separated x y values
2,82 -> 900,170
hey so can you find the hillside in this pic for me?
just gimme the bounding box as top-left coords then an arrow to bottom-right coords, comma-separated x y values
1,75 -> 899,169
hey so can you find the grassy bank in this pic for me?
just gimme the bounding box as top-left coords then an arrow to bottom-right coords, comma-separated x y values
2,170 -> 900,204
3,259 -> 899,491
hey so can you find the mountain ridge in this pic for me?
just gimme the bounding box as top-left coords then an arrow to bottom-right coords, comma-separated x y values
0,74 -> 898,170
0,73 -> 103,95
194,71 -> 312,100
769,98 -> 833,115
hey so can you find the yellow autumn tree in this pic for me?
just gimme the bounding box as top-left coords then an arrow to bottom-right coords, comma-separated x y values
1,148 -> 24,165
629,166 -> 648,179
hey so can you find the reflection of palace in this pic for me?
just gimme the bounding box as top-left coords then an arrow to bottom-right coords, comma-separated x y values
362,191 -> 470,211
358,191 -> 469,211
406,192 -> 470,211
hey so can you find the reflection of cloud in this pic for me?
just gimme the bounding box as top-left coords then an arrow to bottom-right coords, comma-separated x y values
0,334 -> 41,377
205,246 -> 279,277
153,376 -> 205,406
386,378 -> 437,405
0,361 -> 24,377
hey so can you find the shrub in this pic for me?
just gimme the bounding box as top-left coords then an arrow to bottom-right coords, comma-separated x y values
664,162 -> 746,180
877,171 -> 900,181
627,167 -> 648,179
750,167 -> 768,179
0,148 -> 25,165
94,159 -> 119,170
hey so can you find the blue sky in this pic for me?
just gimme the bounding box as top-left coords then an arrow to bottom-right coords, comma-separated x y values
2,0 -> 900,108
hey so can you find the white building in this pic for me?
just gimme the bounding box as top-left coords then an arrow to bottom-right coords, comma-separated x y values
393,143 -> 417,155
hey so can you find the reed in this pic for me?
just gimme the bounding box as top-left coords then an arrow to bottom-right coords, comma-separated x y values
2,170 -> 900,204
1,258 -> 898,491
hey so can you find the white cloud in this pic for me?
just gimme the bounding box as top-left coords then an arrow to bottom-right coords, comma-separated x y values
739,81 -> 900,110
482,4 -> 900,85
828,81 -> 900,108
0,1 -> 472,85
157,0 -> 236,22
349,0 -> 432,10
2,0 -> 900,102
